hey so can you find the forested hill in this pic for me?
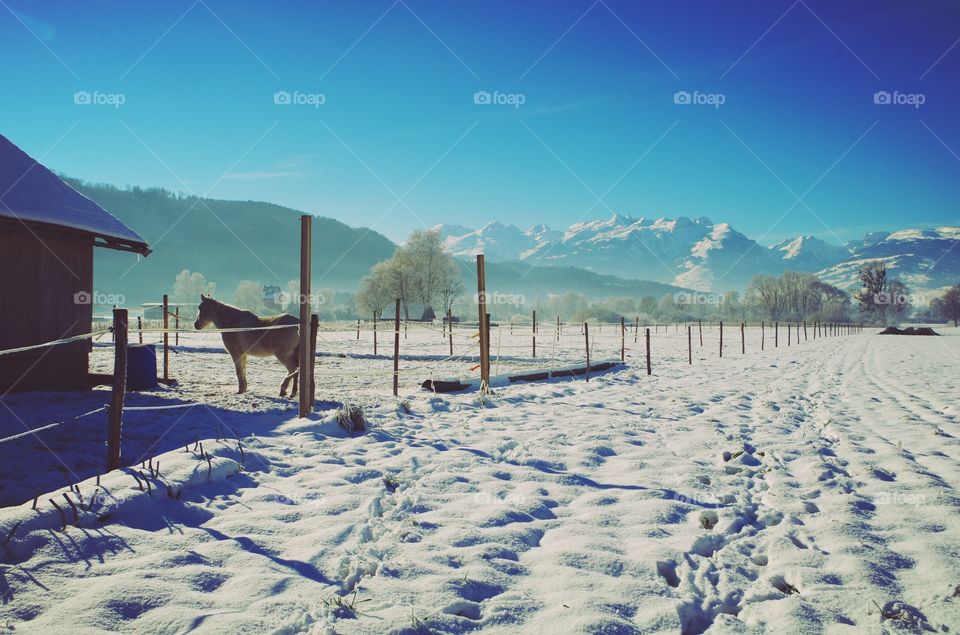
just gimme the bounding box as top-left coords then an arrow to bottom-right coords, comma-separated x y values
68,178 -> 397,305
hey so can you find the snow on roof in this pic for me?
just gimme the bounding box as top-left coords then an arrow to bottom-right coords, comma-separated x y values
0,134 -> 149,254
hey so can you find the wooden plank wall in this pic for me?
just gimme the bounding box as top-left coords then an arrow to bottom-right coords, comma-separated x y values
0,220 -> 93,392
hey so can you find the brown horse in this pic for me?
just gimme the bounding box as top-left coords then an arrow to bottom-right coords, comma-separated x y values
194,295 -> 300,396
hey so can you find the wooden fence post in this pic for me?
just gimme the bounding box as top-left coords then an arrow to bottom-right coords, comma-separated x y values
393,298 -> 400,397
719,321 -> 723,358
532,310 -> 537,359
448,309 -> 454,356
645,328 -> 651,375
584,322 -> 590,382
175,307 -> 180,346
107,308 -> 127,471
803,320 -> 808,341
162,294 -> 169,382
310,314 -> 319,406
298,214 -> 312,418
557,315 -> 561,342
687,325 -> 692,365
620,317 -> 625,361
137,316 -> 143,345
476,256 -> 490,390
356,319 -> 360,340
634,316 -> 639,344
775,322 -> 779,348
741,322 -> 745,355
698,319 -> 703,347
788,322 -> 791,346
761,321 -> 765,350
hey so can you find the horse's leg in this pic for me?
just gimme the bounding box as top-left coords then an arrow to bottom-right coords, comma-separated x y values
279,357 -> 293,397
233,353 -> 248,394
289,347 -> 299,398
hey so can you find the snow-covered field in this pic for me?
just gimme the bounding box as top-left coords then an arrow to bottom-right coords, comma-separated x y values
2,324 -> 959,633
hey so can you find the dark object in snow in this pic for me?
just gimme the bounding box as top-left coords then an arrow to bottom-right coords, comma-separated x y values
421,361 -> 623,393
878,327 -> 939,336
127,344 -> 159,390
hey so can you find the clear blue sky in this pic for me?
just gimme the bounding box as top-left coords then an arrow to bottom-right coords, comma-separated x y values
1,0 -> 958,244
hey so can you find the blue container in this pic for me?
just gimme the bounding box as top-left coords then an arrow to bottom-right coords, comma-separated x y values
127,344 -> 158,391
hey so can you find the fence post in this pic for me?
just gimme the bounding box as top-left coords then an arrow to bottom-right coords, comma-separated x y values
620,317 -> 625,362
687,325 -> 692,365
448,309 -> 453,357
584,322 -> 590,382
107,308 -> 127,471
393,298 -> 400,397
761,321 -> 765,350
645,328 -> 651,375
357,319 -> 360,340
137,316 -> 143,345
373,313 -> 378,356
308,313 -> 319,406
298,214 -> 313,418
162,294 -> 169,382
741,322 -> 745,354
698,319 -> 703,347
803,320 -> 808,341
476,255 -> 490,391
532,309 -> 537,359
175,307 -> 180,346
775,321 -> 778,347
557,315 -> 561,342
788,322 -> 791,346
719,321 -> 723,358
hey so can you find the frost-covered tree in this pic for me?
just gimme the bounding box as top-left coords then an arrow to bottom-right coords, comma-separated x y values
172,269 -> 215,305
233,280 -> 265,312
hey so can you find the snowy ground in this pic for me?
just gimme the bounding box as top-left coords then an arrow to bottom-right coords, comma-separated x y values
1,323 -> 959,633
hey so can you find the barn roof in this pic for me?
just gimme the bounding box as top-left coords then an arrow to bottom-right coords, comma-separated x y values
0,134 -> 149,255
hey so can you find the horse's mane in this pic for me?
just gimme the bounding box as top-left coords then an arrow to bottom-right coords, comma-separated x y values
205,297 -> 259,320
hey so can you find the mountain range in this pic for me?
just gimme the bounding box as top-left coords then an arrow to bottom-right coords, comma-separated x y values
436,216 -> 960,293
72,180 -> 688,306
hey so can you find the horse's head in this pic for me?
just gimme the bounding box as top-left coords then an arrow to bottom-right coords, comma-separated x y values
195,294 -> 215,329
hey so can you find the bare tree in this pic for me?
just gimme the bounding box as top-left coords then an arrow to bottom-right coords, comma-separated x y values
746,274 -> 787,320
855,261 -> 888,322
932,284 -> 960,326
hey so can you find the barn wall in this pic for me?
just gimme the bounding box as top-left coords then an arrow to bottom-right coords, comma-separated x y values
0,220 -> 94,392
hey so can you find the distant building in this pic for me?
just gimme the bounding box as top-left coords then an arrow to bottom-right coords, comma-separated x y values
262,285 -> 284,312
0,134 -> 150,392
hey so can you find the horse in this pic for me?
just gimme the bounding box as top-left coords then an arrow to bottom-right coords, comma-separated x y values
194,295 -> 301,396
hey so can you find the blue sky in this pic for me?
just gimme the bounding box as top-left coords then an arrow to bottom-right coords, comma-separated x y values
1,0 -> 959,244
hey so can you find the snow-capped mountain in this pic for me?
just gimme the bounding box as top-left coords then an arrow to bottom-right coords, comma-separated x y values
816,227 -> 960,292
438,216 -> 960,292
771,235 -> 852,271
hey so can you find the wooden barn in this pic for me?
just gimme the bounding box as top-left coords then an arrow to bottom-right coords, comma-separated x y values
0,134 -> 150,393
